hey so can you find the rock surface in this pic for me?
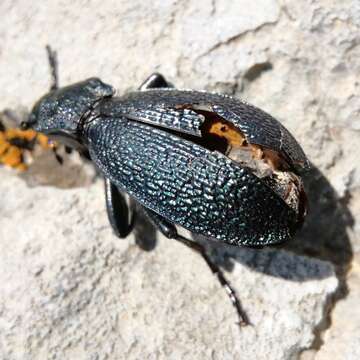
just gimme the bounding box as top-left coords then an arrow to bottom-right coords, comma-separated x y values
315,254 -> 360,360
0,0 -> 359,359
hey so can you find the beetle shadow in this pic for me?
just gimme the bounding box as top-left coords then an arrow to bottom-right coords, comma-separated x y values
197,163 -> 354,283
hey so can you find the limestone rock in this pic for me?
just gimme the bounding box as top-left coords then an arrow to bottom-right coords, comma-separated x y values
0,0 -> 359,358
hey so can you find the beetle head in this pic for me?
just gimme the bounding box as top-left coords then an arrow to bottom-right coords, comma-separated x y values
23,78 -> 114,149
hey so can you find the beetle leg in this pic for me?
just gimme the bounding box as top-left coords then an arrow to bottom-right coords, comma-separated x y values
130,199 -> 157,251
46,45 -> 59,91
143,208 -> 250,327
105,178 -> 135,238
139,73 -> 172,90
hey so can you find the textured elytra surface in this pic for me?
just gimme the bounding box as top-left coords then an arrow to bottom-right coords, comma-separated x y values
0,0 -> 359,359
101,89 -> 309,171
87,116 -> 297,246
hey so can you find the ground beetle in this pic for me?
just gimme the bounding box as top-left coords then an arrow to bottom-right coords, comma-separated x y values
22,47 -> 309,326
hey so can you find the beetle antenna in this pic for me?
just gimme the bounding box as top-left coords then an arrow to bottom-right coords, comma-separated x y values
46,45 -> 59,91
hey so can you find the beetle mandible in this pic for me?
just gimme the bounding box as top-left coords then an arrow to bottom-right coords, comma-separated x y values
22,47 -> 309,326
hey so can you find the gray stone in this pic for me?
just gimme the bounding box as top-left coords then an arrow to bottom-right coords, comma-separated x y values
0,0 -> 359,358
314,253 -> 360,360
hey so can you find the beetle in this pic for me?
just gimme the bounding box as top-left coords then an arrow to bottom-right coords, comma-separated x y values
22,47 -> 309,326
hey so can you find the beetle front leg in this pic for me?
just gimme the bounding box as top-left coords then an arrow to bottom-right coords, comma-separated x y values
143,208 -> 250,327
105,178 -> 135,238
139,73 -> 173,90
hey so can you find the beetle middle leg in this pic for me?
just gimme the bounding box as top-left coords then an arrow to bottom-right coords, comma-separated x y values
105,178 -> 135,238
142,208 -> 250,327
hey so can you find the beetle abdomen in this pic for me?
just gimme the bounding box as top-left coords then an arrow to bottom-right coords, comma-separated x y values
87,116 -> 298,246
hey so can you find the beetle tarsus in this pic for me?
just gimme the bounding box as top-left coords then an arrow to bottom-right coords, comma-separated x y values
143,208 -> 250,326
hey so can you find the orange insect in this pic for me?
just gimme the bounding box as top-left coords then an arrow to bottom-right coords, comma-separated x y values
0,124 -> 55,171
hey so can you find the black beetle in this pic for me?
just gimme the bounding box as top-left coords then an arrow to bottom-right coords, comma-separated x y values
22,47 -> 309,326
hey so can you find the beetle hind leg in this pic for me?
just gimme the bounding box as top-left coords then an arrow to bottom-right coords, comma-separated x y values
143,208 -> 250,327
105,178 -> 135,238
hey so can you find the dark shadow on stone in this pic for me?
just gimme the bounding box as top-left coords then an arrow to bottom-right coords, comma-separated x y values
243,62 -> 273,82
284,165 -> 353,274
